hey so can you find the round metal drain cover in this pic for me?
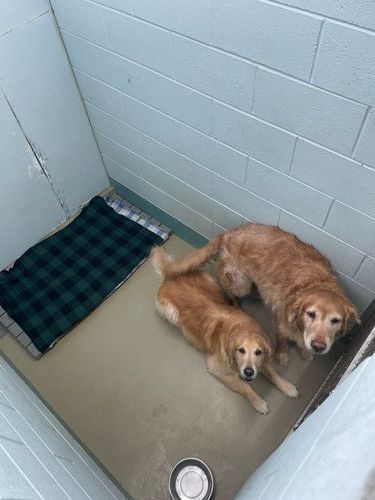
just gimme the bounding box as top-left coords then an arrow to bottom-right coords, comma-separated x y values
169,458 -> 214,500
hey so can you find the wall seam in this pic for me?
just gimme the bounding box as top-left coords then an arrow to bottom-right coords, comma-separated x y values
322,199 -> 335,228
308,19 -> 325,82
0,86 -> 69,217
351,106 -> 371,157
250,66 -> 258,114
353,256 -> 367,280
208,98 -> 214,137
276,209 -> 282,226
242,156 -> 251,187
288,136 -> 298,174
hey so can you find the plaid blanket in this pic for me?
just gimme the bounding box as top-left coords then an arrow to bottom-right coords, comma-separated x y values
0,196 -> 163,355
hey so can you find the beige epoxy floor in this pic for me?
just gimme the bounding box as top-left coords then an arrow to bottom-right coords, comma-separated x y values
0,235 -> 341,500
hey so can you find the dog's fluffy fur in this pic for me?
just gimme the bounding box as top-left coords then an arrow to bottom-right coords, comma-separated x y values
163,224 -> 360,366
151,246 -> 298,415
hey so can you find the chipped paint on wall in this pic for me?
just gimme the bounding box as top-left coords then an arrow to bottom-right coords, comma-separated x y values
4,90 -> 70,216
27,143 -> 44,178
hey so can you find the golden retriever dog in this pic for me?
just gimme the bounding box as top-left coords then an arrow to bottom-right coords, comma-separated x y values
151,247 -> 298,415
163,224 -> 360,366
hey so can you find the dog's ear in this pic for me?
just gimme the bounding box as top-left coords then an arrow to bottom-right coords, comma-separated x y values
225,330 -> 238,366
345,304 -> 361,326
262,337 -> 273,363
286,297 -> 305,331
338,303 -> 360,336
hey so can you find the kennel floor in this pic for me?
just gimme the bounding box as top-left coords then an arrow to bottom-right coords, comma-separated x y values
0,235 -> 341,500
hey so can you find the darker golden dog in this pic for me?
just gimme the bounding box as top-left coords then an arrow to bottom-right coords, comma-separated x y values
163,224 -> 360,366
151,247 -> 298,415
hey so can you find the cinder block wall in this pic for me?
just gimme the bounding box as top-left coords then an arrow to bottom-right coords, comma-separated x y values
51,0 -> 375,311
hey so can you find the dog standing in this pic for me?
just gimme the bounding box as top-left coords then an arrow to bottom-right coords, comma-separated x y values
151,247 -> 298,415
162,224 -> 360,366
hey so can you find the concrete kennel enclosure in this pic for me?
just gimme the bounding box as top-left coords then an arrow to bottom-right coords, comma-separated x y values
1,1 -> 375,499
51,0 -> 375,311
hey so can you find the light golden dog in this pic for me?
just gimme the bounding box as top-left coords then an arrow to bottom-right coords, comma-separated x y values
151,247 -> 298,415
164,224 -> 360,366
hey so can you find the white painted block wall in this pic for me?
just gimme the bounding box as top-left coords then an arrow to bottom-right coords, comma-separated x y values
0,355 -> 128,499
235,349 -> 375,500
50,0 -> 375,312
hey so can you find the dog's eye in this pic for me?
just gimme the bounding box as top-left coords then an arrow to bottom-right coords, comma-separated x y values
331,318 -> 341,324
307,311 -> 316,319
254,349 -> 262,356
238,347 -> 245,354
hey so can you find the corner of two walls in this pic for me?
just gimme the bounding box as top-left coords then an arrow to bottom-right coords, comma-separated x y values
51,0 -> 375,312
0,0 -> 109,270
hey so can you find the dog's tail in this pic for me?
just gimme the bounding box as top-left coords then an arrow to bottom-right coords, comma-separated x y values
150,246 -> 174,279
157,236 -> 222,277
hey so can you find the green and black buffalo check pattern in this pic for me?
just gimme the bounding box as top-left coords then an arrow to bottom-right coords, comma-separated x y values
0,196 -> 163,355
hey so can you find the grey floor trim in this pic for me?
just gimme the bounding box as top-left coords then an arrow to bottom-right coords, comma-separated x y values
111,178 -> 209,248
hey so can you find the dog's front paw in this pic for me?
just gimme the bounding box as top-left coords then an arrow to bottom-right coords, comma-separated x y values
253,399 -> 269,415
276,351 -> 289,367
283,382 -> 299,399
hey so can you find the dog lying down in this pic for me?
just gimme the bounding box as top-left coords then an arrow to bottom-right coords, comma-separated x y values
151,247 -> 298,415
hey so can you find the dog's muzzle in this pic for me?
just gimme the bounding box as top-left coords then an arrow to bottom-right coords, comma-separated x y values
310,340 -> 328,354
241,366 -> 255,382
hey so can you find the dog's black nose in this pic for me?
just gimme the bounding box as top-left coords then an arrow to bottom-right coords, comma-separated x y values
244,367 -> 254,379
311,340 -> 327,353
